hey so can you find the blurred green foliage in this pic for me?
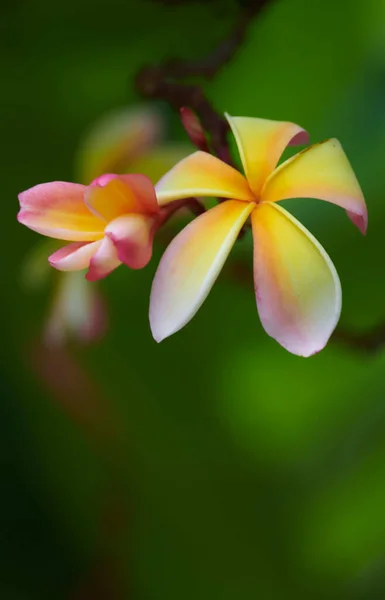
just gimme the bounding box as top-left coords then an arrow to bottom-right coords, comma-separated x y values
3,0 -> 385,598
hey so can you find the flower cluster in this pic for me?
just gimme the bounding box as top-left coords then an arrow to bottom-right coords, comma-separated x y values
21,105 -> 190,346
18,113 -> 367,356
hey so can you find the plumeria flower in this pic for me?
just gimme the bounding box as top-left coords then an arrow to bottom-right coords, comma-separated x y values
19,104 -> 191,347
150,114 -> 367,356
44,270 -> 107,346
18,173 -> 160,281
20,239 -> 107,345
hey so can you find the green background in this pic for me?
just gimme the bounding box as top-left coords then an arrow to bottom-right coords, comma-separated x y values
3,0 -> 385,597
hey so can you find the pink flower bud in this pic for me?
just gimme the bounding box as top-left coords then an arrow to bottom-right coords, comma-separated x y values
180,107 -> 209,151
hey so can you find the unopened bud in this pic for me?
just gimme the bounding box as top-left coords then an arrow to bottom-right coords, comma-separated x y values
180,107 -> 209,151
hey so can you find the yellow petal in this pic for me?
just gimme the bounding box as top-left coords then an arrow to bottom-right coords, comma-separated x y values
150,200 -> 254,342
252,202 -> 341,357
85,174 -> 158,222
225,114 -> 308,196
155,151 -> 254,206
261,139 -> 367,233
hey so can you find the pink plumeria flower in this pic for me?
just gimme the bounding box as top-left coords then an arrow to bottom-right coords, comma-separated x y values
20,239 -> 107,345
44,270 -> 107,346
150,114 -> 367,356
18,173 -> 160,281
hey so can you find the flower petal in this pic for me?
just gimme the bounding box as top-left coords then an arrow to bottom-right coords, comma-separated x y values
76,105 -> 162,183
86,236 -> 121,282
128,143 -> 191,184
44,271 -> 108,346
85,174 -> 158,221
150,200 -> 254,342
252,202 -> 341,357
155,151 -> 254,205
49,241 -> 102,271
105,214 -> 156,269
261,139 -> 367,234
18,182 -> 105,241
21,239 -> 62,290
225,114 -> 308,196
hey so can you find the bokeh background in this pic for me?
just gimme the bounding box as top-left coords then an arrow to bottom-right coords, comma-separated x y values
3,0 -> 385,597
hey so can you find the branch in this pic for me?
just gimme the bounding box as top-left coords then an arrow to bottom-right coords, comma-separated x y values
136,70 -> 233,163
135,2 -> 271,163
157,196 -> 205,229
333,323 -> 385,354
162,2 -> 271,80
135,1 -> 271,239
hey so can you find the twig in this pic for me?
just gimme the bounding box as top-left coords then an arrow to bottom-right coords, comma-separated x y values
135,2 -> 270,162
162,2 -> 271,80
185,197 -> 206,216
333,323 -> 385,354
136,71 -> 233,163
158,196 -> 205,229
136,2 -> 267,234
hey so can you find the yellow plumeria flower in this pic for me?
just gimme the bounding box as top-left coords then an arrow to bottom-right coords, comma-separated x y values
150,114 -> 367,357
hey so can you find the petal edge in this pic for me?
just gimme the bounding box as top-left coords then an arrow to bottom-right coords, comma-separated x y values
150,200 -> 254,342
49,241 -> 102,271
261,139 -> 367,234
18,182 -> 104,241
155,151 -> 254,205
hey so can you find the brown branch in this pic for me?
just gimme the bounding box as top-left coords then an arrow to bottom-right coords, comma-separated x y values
135,2 -> 272,162
185,197 -> 206,216
157,196 -> 205,229
333,323 -> 385,354
162,2 -> 271,80
135,1 -> 269,243
136,70 -> 233,163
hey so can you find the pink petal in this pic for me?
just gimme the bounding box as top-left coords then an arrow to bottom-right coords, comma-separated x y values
86,173 -> 158,221
44,271 -> 108,346
18,182 -> 104,241
252,202 -> 341,357
105,214 -> 156,270
288,130 -> 309,146
86,236 -> 121,282
347,211 -> 367,235
49,241 -> 102,271
180,107 -> 208,150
